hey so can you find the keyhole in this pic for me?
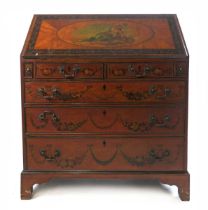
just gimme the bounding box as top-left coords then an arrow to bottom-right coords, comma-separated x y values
102,84 -> 106,91
102,140 -> 106,147
103,110 -> 106,116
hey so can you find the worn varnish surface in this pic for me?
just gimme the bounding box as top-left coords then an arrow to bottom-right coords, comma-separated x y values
21,14 -> 189,200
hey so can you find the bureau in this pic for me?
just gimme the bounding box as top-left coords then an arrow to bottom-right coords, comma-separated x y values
20,14 -> 190,200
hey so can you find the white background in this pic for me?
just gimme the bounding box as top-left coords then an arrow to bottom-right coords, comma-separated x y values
0,0 -> 207,209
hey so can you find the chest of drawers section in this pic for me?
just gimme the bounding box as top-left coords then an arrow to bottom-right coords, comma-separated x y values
22,60 -> 187,172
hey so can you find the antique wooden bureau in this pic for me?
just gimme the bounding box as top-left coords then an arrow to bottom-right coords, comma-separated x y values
20,14 -> 190,200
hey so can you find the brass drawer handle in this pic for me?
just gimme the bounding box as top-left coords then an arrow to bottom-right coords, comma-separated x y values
121,113 -> 178,133
128,64 -> 151,78
149,114 -> 171,127
128,64 -> 164,78
37,87 -> 60,100
176,65 -> 184,76
149,86 -> 172,99
38,111 -> 59,122
128,64 -> 134,72
31,110 -> 87,131
156,88 -> 171,99
117,85 -> 173,101
40,149 -> 61,161
59,65 -> 80,79
37,86 -> 91,101
135,66 -> 151,78
149,149 -> 170,160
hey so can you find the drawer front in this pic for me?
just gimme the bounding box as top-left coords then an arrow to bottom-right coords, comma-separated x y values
36,63 -> 104,79
25,81 -> 185,104
26,107 -> 184,135
108,63 -> 174,79
26,137 -> 184,171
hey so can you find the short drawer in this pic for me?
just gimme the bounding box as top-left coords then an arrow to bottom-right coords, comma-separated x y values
108,63 -> 174,79
107,62 -> 187,79
25,81 -> 185,104
26,137 -> 185,171
26,106 -> 184,135
36,63 -> 104,79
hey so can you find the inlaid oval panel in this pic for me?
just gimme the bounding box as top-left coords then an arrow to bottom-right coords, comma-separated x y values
57,20 -> 154,48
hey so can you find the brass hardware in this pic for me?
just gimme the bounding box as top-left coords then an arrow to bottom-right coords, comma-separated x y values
149,114 -> 171,128
119,146 -> 174,166
176,65 -> 184,76
117,85 -> 147,100
59,65 -> 80,79
128,64 -> 134,72
102,84 -> 107,91
24,63 -> 33,78
39,149 -> 61,161
102,140 -> 106,147
149,149 -> 170,160
127,64 -> 165,78
144,66 -> 151,73
38,113 -> 45,121
122,113 -> 177,133
26,67 -> 32,74
135,65 -> 150,78
38,111 -> 59,122
72,65 -> 81,72
118,85 -> 173,101
37,87 -> 60,100
31,111 -> 87,131
58,65 -> 65,74
30,144 -> 88,168
156,88 -> 171,99
37,86 -> 91,101
149,115 -> 157,123
149,86 -> 157,95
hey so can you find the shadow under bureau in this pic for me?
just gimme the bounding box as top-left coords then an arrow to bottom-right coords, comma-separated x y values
20,14 -> 190,200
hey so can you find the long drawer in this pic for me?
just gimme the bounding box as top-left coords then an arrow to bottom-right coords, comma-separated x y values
26,106 -> 184,135
25,81 -> 185,104
26,137 -> 184,171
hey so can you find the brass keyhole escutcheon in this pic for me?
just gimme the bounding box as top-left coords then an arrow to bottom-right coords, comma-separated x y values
102,84 -> 106,91
103,110 -> 107,116
102,140 -> 106,147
